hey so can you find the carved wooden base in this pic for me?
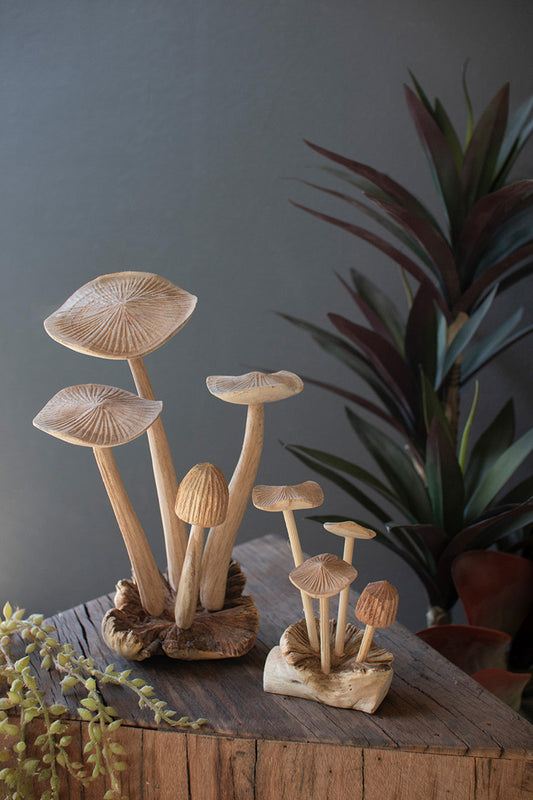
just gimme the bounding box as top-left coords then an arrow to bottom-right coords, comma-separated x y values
101,559 -> 259,661
263,618 -> 394,713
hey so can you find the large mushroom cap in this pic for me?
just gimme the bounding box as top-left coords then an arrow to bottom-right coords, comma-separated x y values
44,272 -> 198,359
33,384 -> 162,448
290,553 -> 357,599
252,481 -> 324,512
175,463 -> 229,527
356,581 -> 399,628
206,371 -> 303,405
323,521 -> 376,540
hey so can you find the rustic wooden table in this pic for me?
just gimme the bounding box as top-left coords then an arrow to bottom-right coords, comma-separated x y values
13,534 -> 533,799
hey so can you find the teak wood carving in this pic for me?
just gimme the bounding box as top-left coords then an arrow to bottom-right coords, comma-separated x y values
33,271 -> 303,662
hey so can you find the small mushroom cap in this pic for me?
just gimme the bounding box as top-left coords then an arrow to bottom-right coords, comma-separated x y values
175,463 -> 229,527
252,481 -> 324,512
323,521 -> 376,540
355,581 -> 399,628
33,384 -> 162,448
206,371 -> 303,405
44,272 -> 198,360
289,553 -> 357,599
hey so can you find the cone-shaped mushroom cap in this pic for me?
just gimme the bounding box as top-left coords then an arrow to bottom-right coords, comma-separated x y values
206,370 -> 303,405
289,553 -> 357,599
356,581 -> 399,628
33,384 -> 162,448
175,463 -> 229,527
252,481 -> 324,512
44,272 -> 198,359
323,521 -> 376,540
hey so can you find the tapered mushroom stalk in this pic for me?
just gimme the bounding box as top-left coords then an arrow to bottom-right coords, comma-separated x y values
200,371 -> 304,611
290,554 -> 356,675
174,463 -> 229,629
356,581 -> 399,663
43,271 -> 198,590
252,481 -> 324,650
323,521 -> 376,657
33,384 -> 166,616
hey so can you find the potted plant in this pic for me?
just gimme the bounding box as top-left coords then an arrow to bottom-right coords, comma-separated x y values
283,70 -> 533,627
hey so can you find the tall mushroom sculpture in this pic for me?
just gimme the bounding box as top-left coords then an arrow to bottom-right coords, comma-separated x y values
174,463 -> 229,629
33,384 -> 166,617
200,370 -> 304,611
323,521 -> 376,657
290,553 -> 357,675
43,271 -> 198,590
252,481 -> 324,650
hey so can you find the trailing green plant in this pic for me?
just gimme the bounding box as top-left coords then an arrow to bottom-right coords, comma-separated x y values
0,603 -> 205,800
284,70 -> 533,624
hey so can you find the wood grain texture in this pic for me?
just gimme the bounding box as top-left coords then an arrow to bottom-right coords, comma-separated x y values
8,535 -> 533,800
33,383 -> 162,447
475,756 -> 533,799
255,740 -> 363,800
363,749 -> 475,800
129,355 -> 187,589
187,735 -> 255,799
44,271 -> 198,359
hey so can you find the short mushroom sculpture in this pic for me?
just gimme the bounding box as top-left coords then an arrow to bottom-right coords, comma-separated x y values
33,384 -> 166,617
253,481 -> 324,650
200,370 -> 304,611
323,521 -> 376,657
290,553 -> 357,675
43,271 -> 198,590
355,581 -> 399,663
174,463 -> 229,629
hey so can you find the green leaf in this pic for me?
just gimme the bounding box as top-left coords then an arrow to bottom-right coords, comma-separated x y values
405,286 -> 439,385
459,381 -> 479,470
462,61 -> 474,146
408,70 -> 435,116
426,418 -> 465,534
282,442 -> 391,524
420,370 -> 452,442
494,92 -> 533,184
286,443 -> 409,516
350,268 -> 406,354
405,85 -> 464,242
434,98 -> 463,171
462,84 -> 509,209
465,425 -> 533,521
464,399 -> 515,499
462,312 -> 531,382
439,287 -> 497,382
346,408 -> 432,521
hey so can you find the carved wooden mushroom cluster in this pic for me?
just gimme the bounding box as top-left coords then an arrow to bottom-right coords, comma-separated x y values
255,492 -> 399,713
33,271 -> 303,661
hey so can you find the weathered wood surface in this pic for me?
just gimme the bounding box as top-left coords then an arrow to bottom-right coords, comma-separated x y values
8,534 -> 533,799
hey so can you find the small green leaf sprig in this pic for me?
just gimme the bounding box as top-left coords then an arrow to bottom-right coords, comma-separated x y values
0,602 -> 205,800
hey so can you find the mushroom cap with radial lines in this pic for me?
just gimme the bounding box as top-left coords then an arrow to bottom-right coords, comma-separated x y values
323,521 -> 376,540
355,581 -> 399,628
289,553 -> 357,599
44,272 -> 198,359
32,384 -> 162,448
252,481 -> 324,512
206,371 -> 303,405
175,463 -> 229,527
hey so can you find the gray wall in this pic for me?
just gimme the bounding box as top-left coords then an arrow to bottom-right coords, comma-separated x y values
1,0 -> 532,631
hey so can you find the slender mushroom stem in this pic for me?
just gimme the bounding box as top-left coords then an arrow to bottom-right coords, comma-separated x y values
200,403 -> 264,611
335,537 -> 355,657
174,526 -> 204,629
93,447 -> 165,617
319,596 -> 331,675
282,509 -> 319,651
357,624 -> 376,663
129,356 -> 187,589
